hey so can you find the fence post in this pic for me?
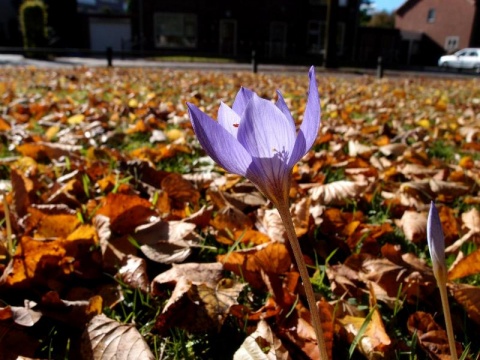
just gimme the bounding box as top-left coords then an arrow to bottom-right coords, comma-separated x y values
106,47 -> 113,67
377,56 -> 383,79
252,50 -> 257,73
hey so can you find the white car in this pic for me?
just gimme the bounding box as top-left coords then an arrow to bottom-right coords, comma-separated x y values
438,48 -> 480,72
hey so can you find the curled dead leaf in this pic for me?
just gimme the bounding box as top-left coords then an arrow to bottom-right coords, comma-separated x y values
117,255 -> 149,293
395,210 -> 427,243
234,320 -> 290,360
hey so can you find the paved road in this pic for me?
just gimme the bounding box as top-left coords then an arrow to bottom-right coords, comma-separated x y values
1,54 -> 478,79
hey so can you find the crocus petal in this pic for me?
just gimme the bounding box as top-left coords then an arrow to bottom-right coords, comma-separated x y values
187,103 -> 251,176
289,66 -> 321,167
232,87 -> 255,115
275,90 -> 295,124
246,156 -> 291,206
218,102 -> 240,138
238,94 -> 296,161
427,201 -> 446,274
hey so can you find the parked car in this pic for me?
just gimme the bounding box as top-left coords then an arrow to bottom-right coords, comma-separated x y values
438,48 -> 480,72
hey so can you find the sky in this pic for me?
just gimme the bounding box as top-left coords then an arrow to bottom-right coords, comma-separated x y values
372,0 -> 405,13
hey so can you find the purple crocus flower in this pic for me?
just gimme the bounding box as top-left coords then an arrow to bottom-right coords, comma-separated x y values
187,66 -> 320,207
427,201 -> 446,278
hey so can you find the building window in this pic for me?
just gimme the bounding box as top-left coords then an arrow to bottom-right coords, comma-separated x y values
444,36 -> 459,52
337,22 -> 345,54
307,21 -> 345,55
339,0 -> 348,6
269,22 -> 287,58
154,13 -> 197,48
219,19 -> 237,56
427,8 -> 436,23
307,21 -> 325,54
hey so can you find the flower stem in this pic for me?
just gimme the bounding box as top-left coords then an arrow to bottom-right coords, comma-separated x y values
276,203 -> 329,360
436,272 -> 458,360
2,195 -> 13,256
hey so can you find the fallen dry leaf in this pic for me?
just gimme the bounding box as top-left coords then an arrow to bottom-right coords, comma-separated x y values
407,311 -> 462,360
234,320 -> 290,360
449,283 -> 480,326
81,313 -> 155,359
309,180 -> 368,206
395,210 -> 427,243
448,249 -> 480,280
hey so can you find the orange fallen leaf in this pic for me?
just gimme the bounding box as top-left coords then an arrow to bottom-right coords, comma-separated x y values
96,193 -> 156,234
448,249 -> 480,280
218,243 -> 291,290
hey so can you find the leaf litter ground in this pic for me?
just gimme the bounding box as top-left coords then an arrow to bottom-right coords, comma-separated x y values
0,67 -> 479,359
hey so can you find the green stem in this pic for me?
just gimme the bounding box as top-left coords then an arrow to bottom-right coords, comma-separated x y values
276,202 -> 329,360
436,272 -> 458,360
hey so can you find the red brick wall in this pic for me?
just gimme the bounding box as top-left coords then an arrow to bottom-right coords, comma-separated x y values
395,0 -> 476,50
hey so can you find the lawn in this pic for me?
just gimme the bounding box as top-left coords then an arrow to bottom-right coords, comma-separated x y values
0,66 -> 479,360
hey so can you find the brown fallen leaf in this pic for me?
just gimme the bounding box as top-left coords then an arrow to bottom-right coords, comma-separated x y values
446,207 -> 480,253
116,255 -> 150,293
309,180 -> 368,206
277,299 -> 334,360
2,233 -> 100,289
449,283 -> 480,325
0,321 -> 40,360
218,243 -> 292,290
134,218 -> 199,264
10,168 -> 35,219
39,291 -> 102,328
337,287 -> 391,360
407,311 -> 462,360
211,204 -> 254,236
217,229 -> 271,246
161,172 -> 200,210
81,313 -> 154,360
96,193 -> 157,235
24,204 -> 80,238
151,262 -> 224,295
154,274 -> 244,333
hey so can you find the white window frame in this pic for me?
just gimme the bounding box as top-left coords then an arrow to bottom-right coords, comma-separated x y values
444,36 -> 459,52
427,8 -> 436,23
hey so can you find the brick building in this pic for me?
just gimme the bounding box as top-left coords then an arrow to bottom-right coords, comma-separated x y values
395,0 -> 480,65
